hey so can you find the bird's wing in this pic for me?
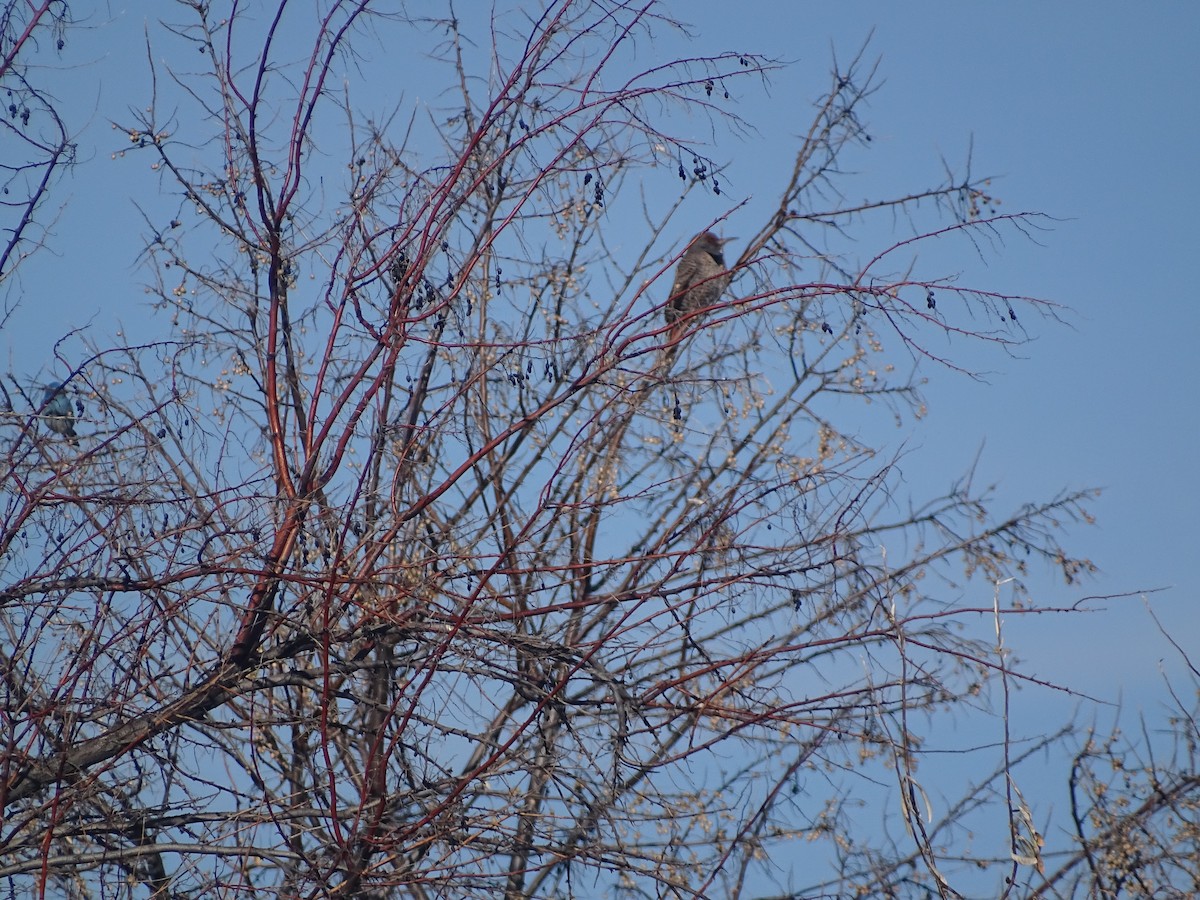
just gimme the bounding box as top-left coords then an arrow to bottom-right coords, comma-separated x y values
669,253 -> 700,300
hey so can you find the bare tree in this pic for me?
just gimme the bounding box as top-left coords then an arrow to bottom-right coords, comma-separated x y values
3,3 -> 1182,899
1030,620 -> 1200,899
0,0 -> 74,303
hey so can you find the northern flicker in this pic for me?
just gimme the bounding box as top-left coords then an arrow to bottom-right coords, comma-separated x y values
41,382 -> 78,444
664,231 -> 732,350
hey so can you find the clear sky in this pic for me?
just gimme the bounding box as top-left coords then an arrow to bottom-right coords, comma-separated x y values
6,0 -> 1197,882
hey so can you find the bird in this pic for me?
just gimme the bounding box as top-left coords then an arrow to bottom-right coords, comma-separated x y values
664,231 -> 733,351
41,382 -> 78,444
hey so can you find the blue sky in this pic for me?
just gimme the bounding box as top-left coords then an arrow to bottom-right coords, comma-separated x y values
6,0 -> 1197,885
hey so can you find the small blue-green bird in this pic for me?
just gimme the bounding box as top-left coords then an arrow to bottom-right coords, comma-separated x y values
42,382 -> 78,444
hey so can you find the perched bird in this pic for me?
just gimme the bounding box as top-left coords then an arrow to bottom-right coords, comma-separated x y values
41,382 -> 78,444
664,231 -> 733,350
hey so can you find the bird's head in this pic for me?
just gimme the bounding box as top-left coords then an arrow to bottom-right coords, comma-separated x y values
692,231 -> 734,266
695,231 -> 733,250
